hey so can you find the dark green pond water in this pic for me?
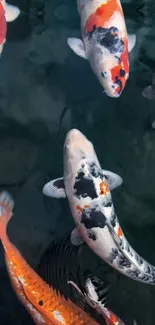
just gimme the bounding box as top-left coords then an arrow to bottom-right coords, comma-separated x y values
0,0 -> 155,324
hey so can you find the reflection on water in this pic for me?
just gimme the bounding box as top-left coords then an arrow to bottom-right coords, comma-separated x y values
0,0 -> 155,324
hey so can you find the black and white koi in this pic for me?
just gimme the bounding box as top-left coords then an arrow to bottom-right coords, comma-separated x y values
43,129 -> 155,285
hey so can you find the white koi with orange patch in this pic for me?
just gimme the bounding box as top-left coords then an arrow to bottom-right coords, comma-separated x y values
67,0 -> 136,97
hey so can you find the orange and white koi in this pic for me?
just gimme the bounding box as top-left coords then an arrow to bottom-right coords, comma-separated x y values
0,190 -> 127,325
67,0 -> 136,97
43,129 -> 155,285
0,0 -> 20,56
0,191 -> 99,325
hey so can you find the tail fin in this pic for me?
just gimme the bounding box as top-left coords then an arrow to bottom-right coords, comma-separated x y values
142,85 -> 155,100
85,276 -> 126,325
0,191 -> 14,226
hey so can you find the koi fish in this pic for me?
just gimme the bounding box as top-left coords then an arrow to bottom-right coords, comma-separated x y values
142,73 -> 155,100
67,0 -> 136,97
0,191 -> 126,325
0,0 -> 20,56
38,235 -> 127,325
43,128 -> 155,285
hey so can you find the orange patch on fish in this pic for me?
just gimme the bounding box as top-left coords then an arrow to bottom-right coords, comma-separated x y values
99,181 -> 109,196
117,227 -> 123,238
111,37 -> 129,94
84,205 -> 89,208
84,0 -> 123,33
104,309 -> 119,325
76,205 -> 83,213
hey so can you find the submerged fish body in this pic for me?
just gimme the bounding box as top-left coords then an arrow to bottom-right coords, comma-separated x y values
38,235 -> 126,325
0,191 -> 127,325
0,191 -> 101,325
67,0 -> 136,97
142,73 -> 155,100
0,0 -> 20,56
43,129 -> 155,285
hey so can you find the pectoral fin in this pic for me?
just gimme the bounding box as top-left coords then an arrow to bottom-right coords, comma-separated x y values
127,33 -> 136,52
70,227 -> 84,246
42,177 -> 66,198
67,37 -> 87,59
103,170 -> 123,191
4,2 -> 20,22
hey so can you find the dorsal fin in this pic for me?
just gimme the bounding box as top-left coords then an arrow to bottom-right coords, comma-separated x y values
37,235 -> 105,324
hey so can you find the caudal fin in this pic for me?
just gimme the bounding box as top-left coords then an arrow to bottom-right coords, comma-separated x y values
85,276 -> 126,325
0,191 -> 14,227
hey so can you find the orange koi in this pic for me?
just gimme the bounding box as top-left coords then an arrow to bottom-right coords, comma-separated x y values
0,191 -> 99,325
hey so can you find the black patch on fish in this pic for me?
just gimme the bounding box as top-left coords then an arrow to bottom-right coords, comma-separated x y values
88,230 -> 97,241
81,209 -> 107,229
120,69 -> 125,77
114,76 -> 123,95
104,201 -> 112,208
88,162 -> 104,179
135,253 -> 140,263
117,255 -> 131,269
110,216 -> 116,228
127,269 -> 141,279
74,170 -> 97,199
125,244 -> 130,253
138,258 -> 143,265
53,178 -> 65,190
85,25 -> 124,54
108,248 -> 119,263
38,300 -> 43,306
101,71 -> 107,78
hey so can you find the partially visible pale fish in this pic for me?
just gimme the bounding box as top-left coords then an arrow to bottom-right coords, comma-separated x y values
43,128 -> 155,285
142,73 -> 155,100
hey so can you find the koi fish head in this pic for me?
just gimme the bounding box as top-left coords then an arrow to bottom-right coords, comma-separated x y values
86,26 -> 129,98
64,129 -> 99,182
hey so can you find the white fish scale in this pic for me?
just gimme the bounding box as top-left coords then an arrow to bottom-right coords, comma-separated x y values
53,311 -> 66,325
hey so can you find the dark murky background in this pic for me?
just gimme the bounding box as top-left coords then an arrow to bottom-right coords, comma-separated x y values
0,0 -> 155,324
